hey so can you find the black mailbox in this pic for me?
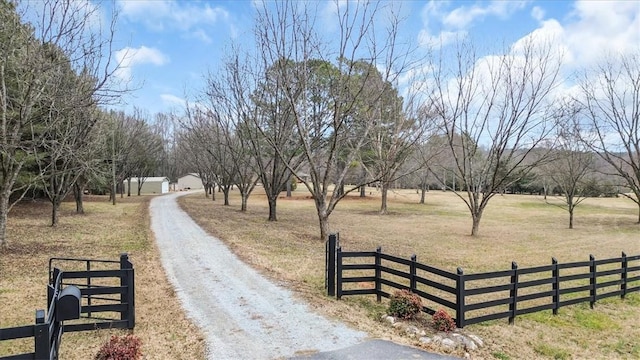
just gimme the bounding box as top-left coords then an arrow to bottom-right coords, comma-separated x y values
56,285 -> 81,322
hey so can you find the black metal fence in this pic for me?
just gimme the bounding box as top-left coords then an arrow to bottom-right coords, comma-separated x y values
326,234 -> 640,328
48,253 -> 135,332
0,254 -> 135,360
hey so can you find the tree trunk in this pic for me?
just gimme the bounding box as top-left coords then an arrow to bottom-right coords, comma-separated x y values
286,176 -> 292,197
223,188 -> 230,205
241,192 -> 248,212
51,199 -> 60,227
569,208 -> 574,229
471,212 -> 482,236
111,180 -> 116,205
0,193 -> 9,249
268,196 -> 277,221
359,167 -> 367,197
420,185 -> 426,204
211,186 -> 216,201
318,211 -> 330,241
204,184 -> 210,198
380,182 -> 389,215
127,178 -> 131,197
74,182 -> 84,214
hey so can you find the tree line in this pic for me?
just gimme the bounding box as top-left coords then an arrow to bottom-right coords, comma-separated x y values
176,1 -> 639,238
1,1 -> 638,249
0,1 -> 180,248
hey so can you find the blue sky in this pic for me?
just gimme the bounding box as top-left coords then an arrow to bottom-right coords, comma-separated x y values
97,0 -> 639,115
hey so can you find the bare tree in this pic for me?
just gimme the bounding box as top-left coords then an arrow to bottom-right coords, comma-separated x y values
153,112 -> 183,183
175,126 -> 218,200
429,39 -> 562,236
409,134 -> 448,204
255,0 -> 418,240
250,57 -> 305,221
103,110 -> 156,201
182,106 -> 237,206
543,105 -> 595,229
364,96 -> 433,214
576,52 -> 640,223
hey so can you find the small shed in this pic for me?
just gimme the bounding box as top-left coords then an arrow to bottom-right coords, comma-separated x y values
124,177 -> 170,195
177,173 -> 204,191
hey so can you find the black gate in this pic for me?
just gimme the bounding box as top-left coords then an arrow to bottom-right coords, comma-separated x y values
0,254 -> 135,360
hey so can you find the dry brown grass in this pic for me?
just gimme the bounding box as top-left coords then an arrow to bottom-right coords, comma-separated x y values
0,195 -> 205,360
180,187 -> 640,360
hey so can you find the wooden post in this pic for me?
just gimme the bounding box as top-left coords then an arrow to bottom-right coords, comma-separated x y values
34,309 -> 49,360
589,254 -> 596,309
410,255 -> 417,293
120,253 -> 135,328
509,262 -> 518,325
552,258 -> 559,315
327,234 -> 338,297
375,247 -> 381,302
86,260 -> 92,318
621,252 -> 627,299
455,267 -> 465,328
336,247 -> 343,300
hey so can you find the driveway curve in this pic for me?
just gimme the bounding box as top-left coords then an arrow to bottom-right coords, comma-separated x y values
150,191 -> 459,360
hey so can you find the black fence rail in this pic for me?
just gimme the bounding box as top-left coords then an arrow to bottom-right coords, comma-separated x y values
326,235 -> 640,328
0,254 -> 135,360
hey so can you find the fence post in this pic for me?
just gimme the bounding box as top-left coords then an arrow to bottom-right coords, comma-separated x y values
336,247 -> 343,300
509,262 -> 518,325
325,235 -> 331,291
86,260 -> 92,318
120,253 -> 135,329
589,254 -> 596,309
552,258 -> 559,315
455,267 -> 465,329
375,247 -> 381,302
327,234 -> 337,297
410,255 -> 417,293
34,309 -> 49,360
621,252 -> 627,299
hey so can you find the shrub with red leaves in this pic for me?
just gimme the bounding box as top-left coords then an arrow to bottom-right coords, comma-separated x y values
95,334 -> 143,360
387,289 -> 422,320
431,309 -> 456,333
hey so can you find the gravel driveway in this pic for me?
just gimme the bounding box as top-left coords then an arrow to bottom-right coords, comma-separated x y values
150,192 -> 367,359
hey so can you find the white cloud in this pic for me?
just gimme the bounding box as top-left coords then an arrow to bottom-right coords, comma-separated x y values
190,29 -> 213,44
442,1 -> 529,29
510,19 -> 569,62
114,46 -> 169,81
117,0 -> 230,41
160,94 -> 187,108
531,6 -> 545,22
510,0 -> 639,72
418,1 -> 529,49
563,0 -> 640,66
418,29 -> 466,48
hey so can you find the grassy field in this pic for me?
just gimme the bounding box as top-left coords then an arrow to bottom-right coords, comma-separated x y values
0,196 -> 205,359
179,187 -> 640,360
